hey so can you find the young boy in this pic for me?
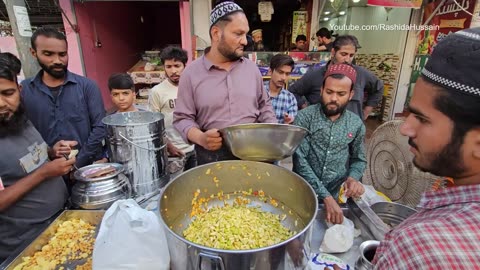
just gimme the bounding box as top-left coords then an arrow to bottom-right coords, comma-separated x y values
108,73 -> 139,113
97,73 -> 140,163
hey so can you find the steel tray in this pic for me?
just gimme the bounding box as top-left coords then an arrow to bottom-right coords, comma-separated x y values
310,206 -> 367,267
3,210 -> 105,270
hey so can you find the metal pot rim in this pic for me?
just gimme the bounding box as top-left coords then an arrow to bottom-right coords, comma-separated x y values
370,201 -> 418,213
102,111 -> 164,126
158,160 -> 319,254
74,163 -> 125,182
219,123 -> 309,133
358,240 -> 380,266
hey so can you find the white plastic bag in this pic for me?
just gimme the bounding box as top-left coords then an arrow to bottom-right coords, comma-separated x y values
92,199 -> 170,270
361,185 -> 390,206
319,217 -> 355,253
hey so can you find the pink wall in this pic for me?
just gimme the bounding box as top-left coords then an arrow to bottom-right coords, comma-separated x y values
0,36 -> 18,54
180,1 -> 192,63
59,0 -> 84,76
73,1 -> 181,109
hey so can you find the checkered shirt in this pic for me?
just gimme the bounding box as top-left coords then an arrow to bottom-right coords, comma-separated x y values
373,184 -> 480,269
264,82 -> 298,124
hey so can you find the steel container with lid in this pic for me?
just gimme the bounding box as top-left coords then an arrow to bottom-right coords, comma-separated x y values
102,111 -> 169,199
72,163 -> 131,209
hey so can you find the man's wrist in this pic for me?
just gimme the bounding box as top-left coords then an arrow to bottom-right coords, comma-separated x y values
346,177 -> 357,183
323,196 -> 335,204
345,175 -> 361,182
187,128 -> 206,148
34,164 -> 49,179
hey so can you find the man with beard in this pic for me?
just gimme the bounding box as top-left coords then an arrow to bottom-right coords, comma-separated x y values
149,46 -> 196,171
251,29 -> 266,51
293,63 -> 366,225
369,27 -> 480,269
315,28 -> 334,52
0,53 -> 76,262
289,35 -> 383,120
173,1 -> 276,165
20,27 -> 106,169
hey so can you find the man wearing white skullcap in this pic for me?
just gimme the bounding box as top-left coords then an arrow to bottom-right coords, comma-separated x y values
174,1 -> 276,165
370,27 -> 480,269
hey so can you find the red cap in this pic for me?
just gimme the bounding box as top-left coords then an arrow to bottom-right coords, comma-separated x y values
324,63 -> 357,85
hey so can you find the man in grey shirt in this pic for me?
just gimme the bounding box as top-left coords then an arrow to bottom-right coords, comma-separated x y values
174,1 -> 276,165
289,35 -> 384,120
0,53 -> 76,262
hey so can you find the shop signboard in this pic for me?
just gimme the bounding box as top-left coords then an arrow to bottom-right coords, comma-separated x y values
405,55 -> 429,106
416,0 -> 476,55
292,11 -> 308,44
367,0 -> 422,8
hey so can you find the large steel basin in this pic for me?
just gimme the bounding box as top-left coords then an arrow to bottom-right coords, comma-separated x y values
159,160 -> 318,270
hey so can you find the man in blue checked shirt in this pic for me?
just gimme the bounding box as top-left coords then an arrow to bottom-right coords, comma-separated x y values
264,54 -> 298,124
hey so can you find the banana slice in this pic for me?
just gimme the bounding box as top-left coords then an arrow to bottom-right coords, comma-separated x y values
68,149 -> 79,159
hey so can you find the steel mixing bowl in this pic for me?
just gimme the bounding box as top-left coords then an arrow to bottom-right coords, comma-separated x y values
348,199 -> 417,241
370,201 -> 417,228
220,123 -> 308,162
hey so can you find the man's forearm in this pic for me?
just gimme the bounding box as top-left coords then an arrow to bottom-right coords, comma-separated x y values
79,126 -> 106,167
348,160 -> 367,181
187,127 -> 205,147
0,169 -> 46,212
76,143 -> 102,167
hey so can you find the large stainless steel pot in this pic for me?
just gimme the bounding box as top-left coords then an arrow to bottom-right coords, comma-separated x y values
72,163 -> 131,209
159,160 -> 318,270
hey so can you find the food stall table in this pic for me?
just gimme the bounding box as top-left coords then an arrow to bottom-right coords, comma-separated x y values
1,195 -> 366,269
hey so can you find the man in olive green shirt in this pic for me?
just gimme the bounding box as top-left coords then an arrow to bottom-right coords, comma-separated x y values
293,63 -> 366,225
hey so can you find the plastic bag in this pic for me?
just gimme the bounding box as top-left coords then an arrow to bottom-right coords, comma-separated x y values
338,184 -> 391,205
92,199 -> 170,270
319,217 -> 355,253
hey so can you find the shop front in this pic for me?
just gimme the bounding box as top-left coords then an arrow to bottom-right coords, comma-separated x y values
313,0 -> 422,121
401,0 -> 478,115
68,0 -> 190,109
